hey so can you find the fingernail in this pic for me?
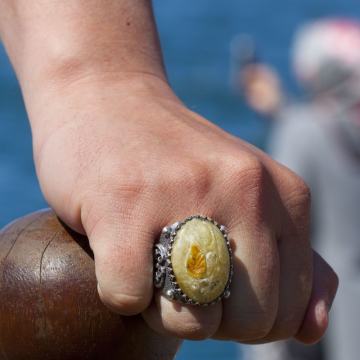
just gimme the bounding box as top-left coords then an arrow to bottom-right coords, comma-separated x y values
315,300 -> 329,328
97,283 -> 104,299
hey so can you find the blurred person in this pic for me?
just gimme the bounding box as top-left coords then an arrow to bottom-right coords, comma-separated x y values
230,34 -> 284,117
237,18 -> 360,360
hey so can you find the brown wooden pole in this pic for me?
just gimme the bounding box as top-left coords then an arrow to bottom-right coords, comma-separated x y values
0,209 -> 181,360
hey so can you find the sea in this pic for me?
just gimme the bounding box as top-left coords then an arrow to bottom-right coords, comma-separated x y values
0,0 -> 359,359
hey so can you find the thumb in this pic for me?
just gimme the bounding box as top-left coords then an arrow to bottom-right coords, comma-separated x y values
295,251 -> 339,344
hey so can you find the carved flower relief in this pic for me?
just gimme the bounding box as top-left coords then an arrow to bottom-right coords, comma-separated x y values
171,218 -> 230,304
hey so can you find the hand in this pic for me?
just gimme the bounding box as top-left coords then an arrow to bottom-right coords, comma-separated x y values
30,73 -> 338,344
241,64 -> 283,116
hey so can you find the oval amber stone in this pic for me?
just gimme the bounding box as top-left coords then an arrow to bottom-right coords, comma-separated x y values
171,218 -> 230,304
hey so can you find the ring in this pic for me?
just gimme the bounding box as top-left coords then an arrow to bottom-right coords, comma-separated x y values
154,215 -> 233,306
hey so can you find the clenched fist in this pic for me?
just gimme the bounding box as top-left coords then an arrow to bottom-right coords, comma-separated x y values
0,0 -> 337,348
31,74 -> 337,343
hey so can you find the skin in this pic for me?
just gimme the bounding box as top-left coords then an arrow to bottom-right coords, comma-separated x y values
0,0 -> 338,347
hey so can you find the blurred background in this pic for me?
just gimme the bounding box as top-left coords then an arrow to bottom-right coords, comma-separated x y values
1,0 -> 360,359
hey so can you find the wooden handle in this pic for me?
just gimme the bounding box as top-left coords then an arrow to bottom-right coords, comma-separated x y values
0,210 -> 180,360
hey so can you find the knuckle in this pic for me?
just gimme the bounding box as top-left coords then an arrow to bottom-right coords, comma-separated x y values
96,158 -> 149,201
219,293 -> 278,342
252,323 -> 275,341
277,309 -> 308,340
80,191 -> 131,238
286,174 -> 312,211
163,302 -> 221,340
167,160 -> 212,200
83,178 -> 150,226
292,175 -> 311,200
172,319 -> 218,340
262,299 -> 310,342
237,312 -> 276,342
101,178 -> 148,202
228,155 -> 267,193
231,154 -> 264,177
224,155 -> 269,218
97,159 -> 213,204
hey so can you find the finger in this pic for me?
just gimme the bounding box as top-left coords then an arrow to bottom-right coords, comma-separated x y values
295,251 -> 338,344
259,173 -> 313,341
213,162 -> 280,342
81,195 -> 156,316
261,235 -> 312,342
215,223 -> 279,341
142,207 -> 226,340
143,293 -> 222,340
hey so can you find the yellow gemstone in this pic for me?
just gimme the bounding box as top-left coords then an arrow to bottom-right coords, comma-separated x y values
171,218 -> 231,304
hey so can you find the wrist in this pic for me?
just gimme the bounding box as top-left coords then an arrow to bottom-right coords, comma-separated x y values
0,0 -> 166,92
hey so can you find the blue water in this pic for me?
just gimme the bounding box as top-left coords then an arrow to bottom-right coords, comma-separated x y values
1,1 -> 360,359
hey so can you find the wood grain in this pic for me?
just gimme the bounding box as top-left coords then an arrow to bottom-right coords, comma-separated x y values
0,209 -> 180,360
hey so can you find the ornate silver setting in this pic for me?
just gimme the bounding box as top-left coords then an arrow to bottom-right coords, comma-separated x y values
153,215 -> 233,306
